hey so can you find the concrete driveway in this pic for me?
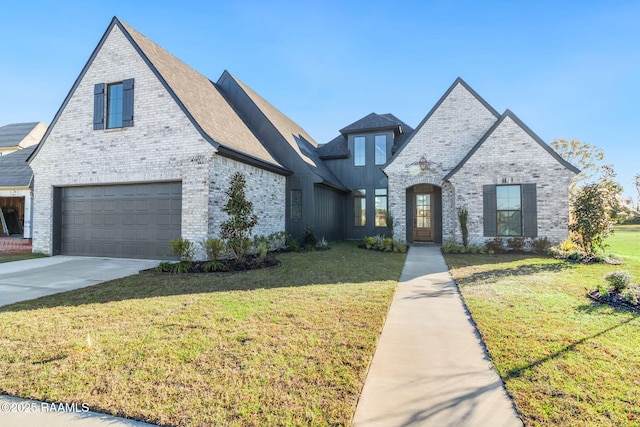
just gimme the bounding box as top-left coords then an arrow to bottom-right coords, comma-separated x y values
0,256 -> 160,307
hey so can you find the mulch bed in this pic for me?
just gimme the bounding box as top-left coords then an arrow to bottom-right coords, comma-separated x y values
587,286 -> 640,312
141,255 -> 281,274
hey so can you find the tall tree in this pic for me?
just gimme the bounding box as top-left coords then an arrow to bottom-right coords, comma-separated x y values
551,138 -> 606,192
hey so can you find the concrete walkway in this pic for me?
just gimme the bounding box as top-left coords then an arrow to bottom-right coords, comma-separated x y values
353,244 -> 523,427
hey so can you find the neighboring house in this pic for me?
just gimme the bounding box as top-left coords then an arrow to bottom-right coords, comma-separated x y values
0,122 -> 46,157
28,17 -> 578,259
0,145 -> 37,238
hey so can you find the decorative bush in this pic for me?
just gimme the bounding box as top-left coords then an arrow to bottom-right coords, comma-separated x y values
381,238 -> 393,252
363,236 -> 376,250
385,212 -> 394,238
623,288 -> 640,305
604,270 -> 632,292
532,237 -> 552,253
169,237 -> 196,262
559,238 -> 576,252
316,237 -> 330,250
200,237 -> 225,261
457,207 -> 469,248
506,237 -> 525,251
393,240 -> 408,253
302,226 -> 317,248
484,237 -> 504,253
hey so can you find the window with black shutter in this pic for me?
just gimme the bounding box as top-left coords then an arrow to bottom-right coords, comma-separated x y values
483,183 -> 537,237
93,78 -> 134,130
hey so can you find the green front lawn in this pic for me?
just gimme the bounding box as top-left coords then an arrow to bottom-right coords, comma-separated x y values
446,227 -> 640,426
0,252 -> 46,264
0,242 -> 406,426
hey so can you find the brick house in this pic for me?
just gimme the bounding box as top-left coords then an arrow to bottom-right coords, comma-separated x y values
29,17 -> 578,259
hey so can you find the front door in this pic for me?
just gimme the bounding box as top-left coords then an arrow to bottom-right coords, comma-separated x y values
413,193 -> 433,241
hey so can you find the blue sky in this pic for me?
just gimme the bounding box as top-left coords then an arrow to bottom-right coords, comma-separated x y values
1,1 -> 638,201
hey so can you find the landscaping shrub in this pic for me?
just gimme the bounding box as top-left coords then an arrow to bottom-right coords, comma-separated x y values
559,238 -> 576,252
393,239 -> 408,253
200,237 -> 225,261
266,231 -> 288,252
532,237 -> 552,253
363,236 -> 376,250
316,237 -> 330,251
385,212 -> 394,238
381,237 -> 393,252
155,261 -> 173,272
507,237 -> 525,251
169,237 -> 196,262
604,270 -> 632,292
484,237 -> 504,253
457,207 -> 469,248
623,288 -> 640,305
302,226 -> 317,248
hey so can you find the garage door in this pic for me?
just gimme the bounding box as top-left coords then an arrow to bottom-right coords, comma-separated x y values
58,182 -> 181,259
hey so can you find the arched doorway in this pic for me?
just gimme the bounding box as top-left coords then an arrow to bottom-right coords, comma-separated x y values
406,184 -> 442,243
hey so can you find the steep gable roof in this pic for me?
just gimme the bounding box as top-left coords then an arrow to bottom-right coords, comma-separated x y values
0,145 -> 36,187
0,122 -> 45,148
29,17 -> 286,174
444,109 -> 581,180
218,71 -> 346,190
385,77 -> 500,166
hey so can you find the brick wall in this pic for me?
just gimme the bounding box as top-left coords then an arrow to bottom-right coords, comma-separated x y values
384,82 -> 498,242
449,115 -> 575,245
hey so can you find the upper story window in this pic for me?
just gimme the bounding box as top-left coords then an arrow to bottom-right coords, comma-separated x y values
353,136 -> 366,166
93,79 -> 135,130
374,135 -> 387,165
107,83 -> 124,129
496,185 -> 522,236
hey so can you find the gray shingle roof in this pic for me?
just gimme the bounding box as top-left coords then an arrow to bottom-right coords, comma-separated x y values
317,134 -> 348,159
0,145 -> 36,187
339,113 -> 404,134
223,72 -> 345,189
0,123 -> 40,148
318,113 -> 413,159
119,20 -> 284,171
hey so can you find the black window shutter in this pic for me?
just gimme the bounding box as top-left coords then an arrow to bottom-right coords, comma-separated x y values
93,83 -> 105,130
522,183 -> 538,237
483,185 -> 497,237
122,78 -> 134,127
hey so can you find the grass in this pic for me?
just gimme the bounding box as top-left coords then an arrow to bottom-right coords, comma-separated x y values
0,242 -> 406,426
0,252 -> 46,264
445,226 -> 640,426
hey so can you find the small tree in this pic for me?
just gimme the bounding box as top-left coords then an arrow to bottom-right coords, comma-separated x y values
220,172 -> 258,261
457,207 -> 469,248
385,212 -> 394,239
569,183 -> 614,254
